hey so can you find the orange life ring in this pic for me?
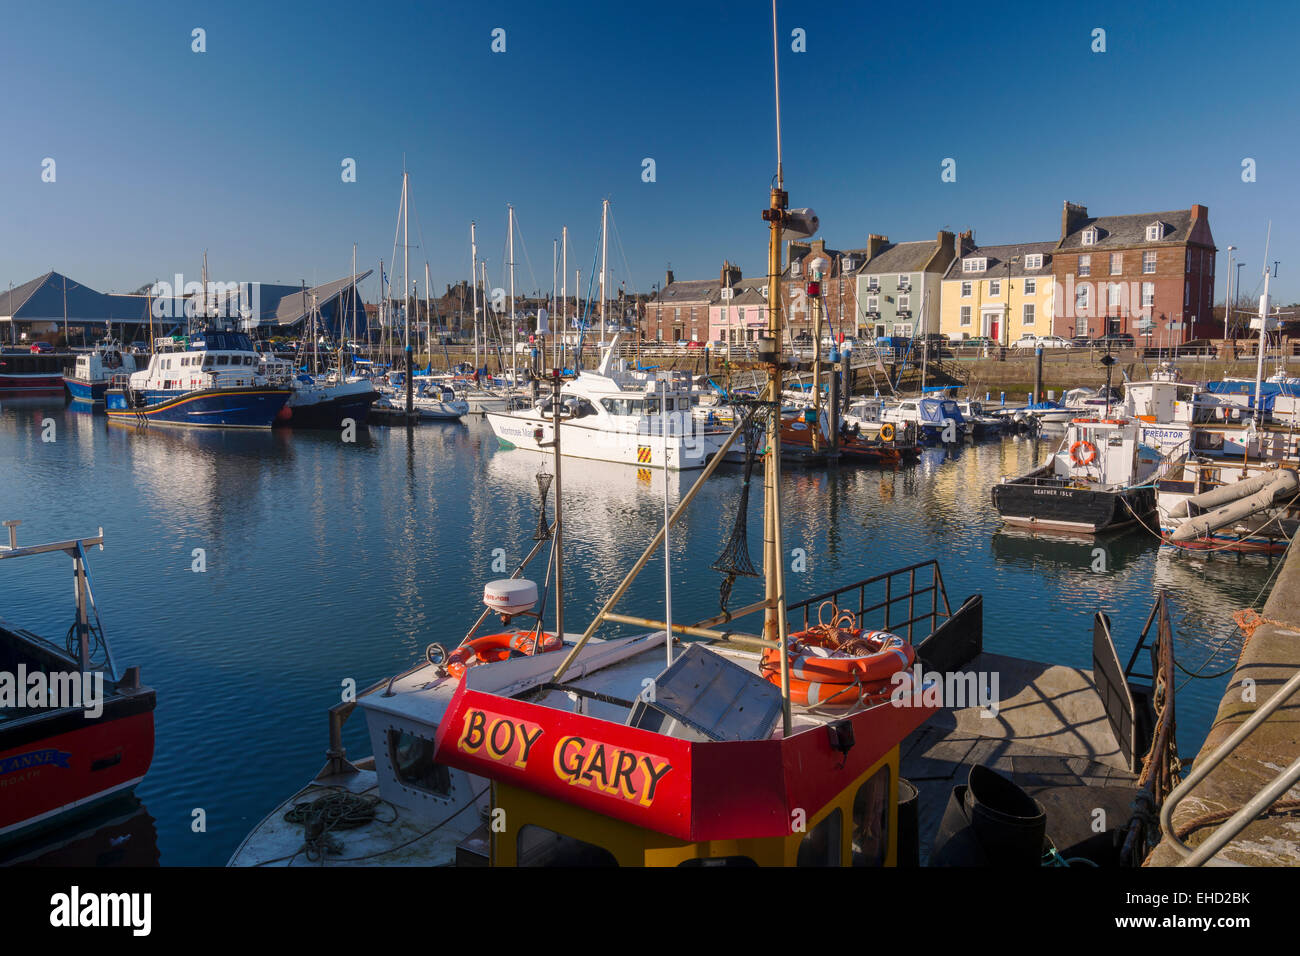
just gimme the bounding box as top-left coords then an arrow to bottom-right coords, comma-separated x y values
1069,440 -> 1098,466
445,630 -> 562,679
758,606 -> 915,711
879,423 -> 895,442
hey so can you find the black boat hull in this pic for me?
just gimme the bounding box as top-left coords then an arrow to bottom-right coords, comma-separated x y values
992,481 -> 1156,534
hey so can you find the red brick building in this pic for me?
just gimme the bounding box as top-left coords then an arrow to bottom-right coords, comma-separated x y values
644,264 -> 737,342
783,239 -> 864,340
1051,201 -> 1217,343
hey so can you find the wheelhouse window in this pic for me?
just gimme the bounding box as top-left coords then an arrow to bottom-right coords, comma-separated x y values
852,767 -> 891,866
797,808 -> 843,866
387,729 -> 452,796
517,825 -> 618,866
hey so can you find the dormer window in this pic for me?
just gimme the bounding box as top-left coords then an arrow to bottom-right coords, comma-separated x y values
1024,253 -> 1043,270
962,257 -> 987,273
1146,222 -> 1166,241
842,257 -> 855,272
791,260 -> 802,276
1081,228 -> 1098,246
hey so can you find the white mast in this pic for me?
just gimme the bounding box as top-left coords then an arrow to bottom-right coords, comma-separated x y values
1252,224 -> 1273,425
425,261 -> 432,367
552,237 -> 558,369
471,221 -> 479,370
508,204 -> 517,386
600,198 -> 609,350
402,171 -> 410,354
560,225 -> 567,370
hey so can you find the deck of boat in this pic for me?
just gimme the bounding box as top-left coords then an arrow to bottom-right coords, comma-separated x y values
901,650 -> 1138,864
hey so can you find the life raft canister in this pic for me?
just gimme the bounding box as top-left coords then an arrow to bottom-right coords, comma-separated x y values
1069,440 -> 1098,466
444,630 -> 563,680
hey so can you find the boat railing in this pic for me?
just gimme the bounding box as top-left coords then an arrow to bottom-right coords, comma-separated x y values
787,559 -> 953,645
1149,435 -> 1192,484
1118,591 -> 1180,865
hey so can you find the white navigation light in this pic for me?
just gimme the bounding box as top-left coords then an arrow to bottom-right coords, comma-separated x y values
483,579 -> 538,616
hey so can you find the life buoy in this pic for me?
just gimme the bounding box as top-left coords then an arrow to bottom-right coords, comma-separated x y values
1069,440 -> 1098,466
444,630 -> 562,680
1072,418 -> 1098,424
758,603 -> 914,711
1100,418 -> 1126,426
880,422 -> 895,442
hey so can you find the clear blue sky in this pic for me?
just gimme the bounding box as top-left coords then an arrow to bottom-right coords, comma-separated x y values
3,0 -> 1298,304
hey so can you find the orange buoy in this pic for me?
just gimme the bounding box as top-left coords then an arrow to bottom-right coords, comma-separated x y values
444,630 -> 562,679
1069,440 -> 1098,466
759,603 -> 915,711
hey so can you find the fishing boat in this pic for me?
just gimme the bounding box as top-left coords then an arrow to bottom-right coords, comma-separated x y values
425,13 -> 954,866
0,521 -> 156,846
105,329 -> 291,428
0,348 -> 69,394
63,340 -> 138,404
991,417 -> 1169,533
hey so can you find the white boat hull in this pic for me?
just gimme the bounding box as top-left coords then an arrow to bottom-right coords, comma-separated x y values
485,411 -> 728,470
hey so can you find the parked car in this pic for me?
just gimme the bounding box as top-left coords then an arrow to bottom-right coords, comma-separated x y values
1096,333 -> 1136,349
685,340 -> 705,350
29,342 -> 52,353
1070,335 -> 1092,348
1011,335 -> 1039,351
1037,335 -> 1071,349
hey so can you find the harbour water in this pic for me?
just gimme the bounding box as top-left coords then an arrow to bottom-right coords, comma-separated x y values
0,396 -> 1279,865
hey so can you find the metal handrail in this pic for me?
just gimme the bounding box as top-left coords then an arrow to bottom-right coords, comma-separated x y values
786,559 -> 952,644
1158,662 -> 1300,866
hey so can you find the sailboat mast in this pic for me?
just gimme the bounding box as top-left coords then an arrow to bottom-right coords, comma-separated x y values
509,204 -> 517,386
471,221 -> 479,371
600,198 -> 609,350
560,225 -> 567,370
403,170 -> 413,415
1254,258 -> 1272,425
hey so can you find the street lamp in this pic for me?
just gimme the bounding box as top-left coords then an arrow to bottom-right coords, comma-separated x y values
1234,261 -> 1246,338
1224,245 -> 1236,341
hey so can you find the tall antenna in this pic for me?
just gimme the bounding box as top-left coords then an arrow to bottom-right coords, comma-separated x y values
771,0 -> 784,188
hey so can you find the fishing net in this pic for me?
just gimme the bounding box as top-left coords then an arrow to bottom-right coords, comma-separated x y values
534,471 -> 553,541
711,401 -> 771,612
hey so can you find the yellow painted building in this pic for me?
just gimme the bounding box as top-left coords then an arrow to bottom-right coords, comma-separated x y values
939,241 -> 1057,345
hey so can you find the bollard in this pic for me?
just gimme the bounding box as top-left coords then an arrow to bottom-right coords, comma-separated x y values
1000,391 -> 1006,406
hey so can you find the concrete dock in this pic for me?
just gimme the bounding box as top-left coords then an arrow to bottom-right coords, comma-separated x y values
1148,532 -> 1300,866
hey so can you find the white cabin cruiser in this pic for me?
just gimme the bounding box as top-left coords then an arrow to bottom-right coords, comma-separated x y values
485,337 -> 729,470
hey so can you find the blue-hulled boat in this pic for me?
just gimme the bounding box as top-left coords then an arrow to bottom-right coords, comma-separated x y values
63,340 -> 138,404
105,329 -> 290,428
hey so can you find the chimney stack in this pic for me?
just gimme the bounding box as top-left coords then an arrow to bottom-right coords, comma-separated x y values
1191,203 -> 1207,220
665,269 -> 674,287
866,233 -> 889,261
1061,201 -> 1089,241
957,230 -> 976,255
